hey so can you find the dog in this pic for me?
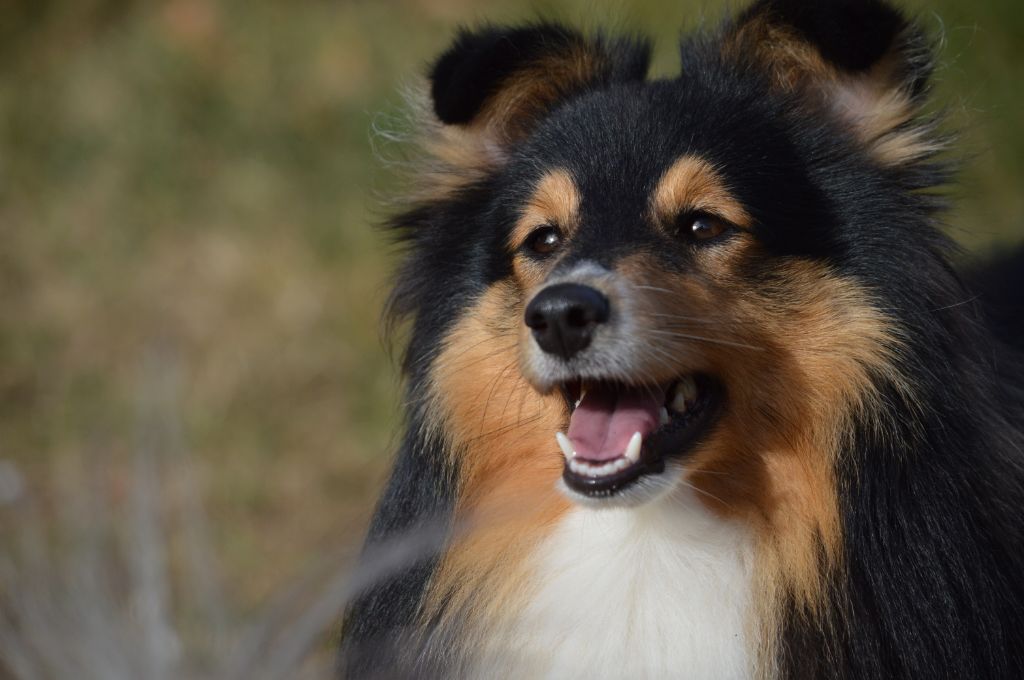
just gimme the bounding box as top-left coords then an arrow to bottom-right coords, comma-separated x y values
342,1 -> 1024,677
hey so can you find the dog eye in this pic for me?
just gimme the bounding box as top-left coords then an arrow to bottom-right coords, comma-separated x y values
677,213 -> 731,244
525,225 -> 562,256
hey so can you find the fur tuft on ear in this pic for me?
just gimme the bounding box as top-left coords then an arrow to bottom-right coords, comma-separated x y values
429,23 -> 650,143
723,0 -> 942,167
736,0 -> 908,75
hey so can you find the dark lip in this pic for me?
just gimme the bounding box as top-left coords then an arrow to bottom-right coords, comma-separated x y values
560,375 -> 722,498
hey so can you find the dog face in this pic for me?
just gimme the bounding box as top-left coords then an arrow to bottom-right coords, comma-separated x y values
508,82 -> 830,505
498,78 -> 904,513
398,2 -> 937,516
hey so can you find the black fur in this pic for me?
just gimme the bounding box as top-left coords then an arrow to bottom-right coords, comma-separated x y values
783,252 -> 1024,678
343,2 -> 1024,677
339,425 -> 456,678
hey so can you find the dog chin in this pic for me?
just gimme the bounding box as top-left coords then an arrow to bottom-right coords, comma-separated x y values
556,460 -> 687,509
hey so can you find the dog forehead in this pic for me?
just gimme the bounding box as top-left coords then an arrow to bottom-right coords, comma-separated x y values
525,87 -> 678,187
519,80 -> 774,205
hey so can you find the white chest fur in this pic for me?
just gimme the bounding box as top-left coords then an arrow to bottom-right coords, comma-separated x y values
473,487 -> 756,679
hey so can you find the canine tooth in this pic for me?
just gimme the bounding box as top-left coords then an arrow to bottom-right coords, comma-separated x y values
681,376 -> 698,403
624,432 -> 642,462
659,407 -> 670,426
671,377 -> 697,413
555,432 -> 575,461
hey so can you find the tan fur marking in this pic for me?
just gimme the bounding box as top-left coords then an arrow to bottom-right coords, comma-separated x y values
724,19 -> 834,92
510,169 -> 581,288
652,156 -> 753,230
614,249 -> 907,673
384,85 -> 498,205
846,82 -> 945,165
511,168 -> 581,247
422,281 -> 570,644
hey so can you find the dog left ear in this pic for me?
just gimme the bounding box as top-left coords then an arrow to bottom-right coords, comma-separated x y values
402,24 -> 649,201
429,24 -> 650,145
722,0 -> 940,166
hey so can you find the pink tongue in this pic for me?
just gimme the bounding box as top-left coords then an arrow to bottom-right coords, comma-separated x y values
567,384 -> 664,462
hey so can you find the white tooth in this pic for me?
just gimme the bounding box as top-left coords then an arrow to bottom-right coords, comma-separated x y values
681,376 -> 698,403
671,377 -> 697,413
624,432 -> 642,462
659,406 -> 670,426
574,398 -> 582,408
670,390 -> 688,414
555,432 -> 575,461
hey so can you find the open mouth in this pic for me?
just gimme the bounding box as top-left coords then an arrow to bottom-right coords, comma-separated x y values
554,375 -> 721,498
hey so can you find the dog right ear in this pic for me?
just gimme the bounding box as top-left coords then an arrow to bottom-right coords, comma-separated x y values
429,24 -> 650,145
719,0 -> 940,167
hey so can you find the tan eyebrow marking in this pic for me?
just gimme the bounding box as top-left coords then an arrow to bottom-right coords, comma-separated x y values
509,168 -> 581,251
651,156 -> 753,230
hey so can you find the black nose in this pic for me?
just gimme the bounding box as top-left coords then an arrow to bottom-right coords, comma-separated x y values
524,283 -> 610,360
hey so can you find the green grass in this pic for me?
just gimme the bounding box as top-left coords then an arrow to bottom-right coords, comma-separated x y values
0,0 -> 1021,614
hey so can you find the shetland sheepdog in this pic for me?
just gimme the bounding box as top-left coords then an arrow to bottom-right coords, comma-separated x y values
342,1 -> 1024,677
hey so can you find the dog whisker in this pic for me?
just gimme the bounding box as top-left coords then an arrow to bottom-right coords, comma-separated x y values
645,329 -> 764,351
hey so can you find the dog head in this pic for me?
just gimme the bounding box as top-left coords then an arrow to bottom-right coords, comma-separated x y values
394,1 -> 941,521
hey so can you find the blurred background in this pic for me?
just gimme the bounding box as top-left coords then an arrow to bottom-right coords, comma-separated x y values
0,0 -> 1021,676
